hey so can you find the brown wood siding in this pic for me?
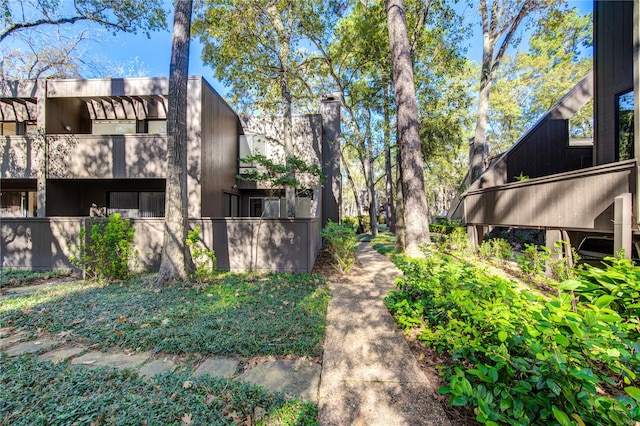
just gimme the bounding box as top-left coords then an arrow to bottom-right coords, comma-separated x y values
200,79 -> 240,217
465,160 -> 636,231
594,0 -> 635,165
45,98 -> 91,134
503,120 -> 592,183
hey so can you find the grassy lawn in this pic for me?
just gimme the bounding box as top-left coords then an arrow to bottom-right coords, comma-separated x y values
0,269 -> 72,290
1,271 -> 329,425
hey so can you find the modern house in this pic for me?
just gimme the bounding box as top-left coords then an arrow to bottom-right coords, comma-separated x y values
0,76 -> 341,272
454,0 -> 639,258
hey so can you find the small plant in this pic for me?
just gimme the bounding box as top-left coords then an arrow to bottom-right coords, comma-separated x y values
549,240 -> 581,281
69,214 -> 138,281
516,243 -> 549,275
438,227 -> 470,253
514,171 -> 529,181
478,238 -> 513,261
320,220 -> 357,274
186,226 -> 217,284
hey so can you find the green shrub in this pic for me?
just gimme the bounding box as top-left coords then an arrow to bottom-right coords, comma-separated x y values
479,238 -> 513,261
321,220 -> 357,274
516,243 -> 549,275
69,214 -> 137,281
386,251 -> 640,425
438,227 -> 470,253
569,256 -> 640,339
342,216 -> 359,232
549,241 -> 581,282
186,226 -> 217,284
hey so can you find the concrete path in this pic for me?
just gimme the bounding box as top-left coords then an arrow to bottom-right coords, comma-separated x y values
318,243 -> 450,426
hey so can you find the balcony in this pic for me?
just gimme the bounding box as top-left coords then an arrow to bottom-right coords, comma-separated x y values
464,160 -> 637,232
47,134 -> 167,179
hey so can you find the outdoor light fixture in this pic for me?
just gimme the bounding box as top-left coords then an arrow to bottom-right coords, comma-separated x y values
64,125 -> 72,131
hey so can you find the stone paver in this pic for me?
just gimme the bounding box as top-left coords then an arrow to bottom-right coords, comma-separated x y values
71,351 -> 150,369
318,243 -> 450,426
39,347 -> 86,363
193,356 -> 239,378
0,332 -> 26,350
138,358 -> 177,379
239,359 -> 321,402
4,338 -> 57,357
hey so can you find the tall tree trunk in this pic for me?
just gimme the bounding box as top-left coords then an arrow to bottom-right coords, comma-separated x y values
364,109 -> 378,236
384,85 -> 395,233
272,7 -> 296,218
386,0 -> 431,257
470,0 -> 543,183
341,151 -> 364,230
158,0 -> 194,285
395,145 -> 405,253
470,29 -> 494,182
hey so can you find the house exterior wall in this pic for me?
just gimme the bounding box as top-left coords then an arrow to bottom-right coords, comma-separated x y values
594,0 -> 636,165
200,79 -> 241,217
471,75 -> 594,190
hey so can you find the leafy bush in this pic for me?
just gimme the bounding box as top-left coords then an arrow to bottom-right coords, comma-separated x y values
386,250 -> 640,425
186,226 -> 217,284
438,227 -> 470,253
549,241 -> 581,282
516,243 -> 549,275
320,220 -> 357,274
479,238 -> 513,261
429,218 -> 464,235
569,256 -> 640,339
69,214 -> 138,281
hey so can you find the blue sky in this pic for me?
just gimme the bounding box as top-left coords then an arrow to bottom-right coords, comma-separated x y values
90,0 -> 594,98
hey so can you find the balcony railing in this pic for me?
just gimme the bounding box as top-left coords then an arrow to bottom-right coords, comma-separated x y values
47,134 -> 167,179
463,160 -> 637,232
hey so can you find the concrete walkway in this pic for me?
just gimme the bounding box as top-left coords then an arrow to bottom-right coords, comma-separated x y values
318,243 -> 450,425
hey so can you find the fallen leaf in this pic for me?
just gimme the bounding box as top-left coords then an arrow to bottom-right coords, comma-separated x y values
72,318 -> 85,326
115,330 -> 123,336
161,318 -> 170,326
206,394 -> 216,405
56,331 -> 73,339
182,380 -> 193,389
418,353 -> 425,361
181,413 -> 193,425
140,323 -> 151,328
282,300 -> 289,306
118,316 -> 127,323
21,308 -> 33,315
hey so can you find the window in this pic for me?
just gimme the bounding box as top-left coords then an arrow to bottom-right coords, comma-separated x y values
1,122 -> 17,135
92,120 -> 137,135
569,99 -> 594,147
617,90 -> 635,161
249,197 -> 280,218
108,191 -> 165,217
223,193 -> 239,217
0,191 -> 36,217
147,120 -> 167,134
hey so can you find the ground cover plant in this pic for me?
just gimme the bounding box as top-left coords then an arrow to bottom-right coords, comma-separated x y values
0,269 -> 71,290
382,240 -> 640,425
0,353 -> 317,425
1,272 -> 329,357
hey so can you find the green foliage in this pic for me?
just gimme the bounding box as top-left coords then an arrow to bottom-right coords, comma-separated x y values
186,226 -> 217,284
386,251 -> 640,425
549,241 -> 581,282
0,269 -> 70,289
429,219 -> 464,235
1,273 -> 329,357
514,172 -> 530,182
238,154 -> 323,192
438,227 -> 470,253
1,353 -> 318,425
69,214 -> 138,282
320,221 -> 357,274
478,238 -> 513,261
570,257 -> 640,340
516,243 -> 549,275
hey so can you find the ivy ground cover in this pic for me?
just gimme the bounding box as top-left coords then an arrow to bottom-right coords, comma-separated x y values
1,272 -> 329,424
